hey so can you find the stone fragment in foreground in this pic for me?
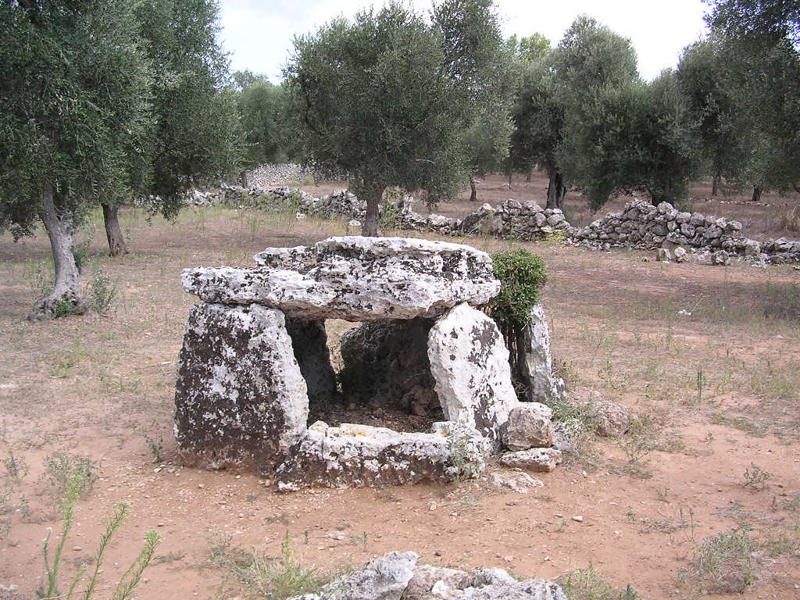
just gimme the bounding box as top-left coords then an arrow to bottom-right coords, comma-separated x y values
428,304 -> 518,441
586,397 -> 631,438
174,303 -> 308,468
501,403 -> 555,450
183,236 -> 500,321
290,554 -> 568,600
293,551 -> 418,600
499,448 -> 563,472
275,421 -> 486,490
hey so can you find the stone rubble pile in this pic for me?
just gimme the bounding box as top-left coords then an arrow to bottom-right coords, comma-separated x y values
396,198 -> 573,241
175,236 -> 566,489
290,551 -> 568,600
245,163 -> 317,188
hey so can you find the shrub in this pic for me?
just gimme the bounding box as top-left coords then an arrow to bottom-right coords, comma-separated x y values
489,250 -> 547,377
489,250 -> 547,330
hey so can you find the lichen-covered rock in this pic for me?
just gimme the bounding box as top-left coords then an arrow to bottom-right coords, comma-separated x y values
183,237 -> 500,321
293,551 -> 418,600
585,396 -> 631,438
293,556 -> 568,600
275,421 -> 486,490
455,580 -> 568,600
519,304 -> 563,403
501,403 -> 554,450
174,304 -> 308,469
427,304 -> 519,442
499,448 -> 562,472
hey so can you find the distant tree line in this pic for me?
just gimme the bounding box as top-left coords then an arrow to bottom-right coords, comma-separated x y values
2,0 -> 798,318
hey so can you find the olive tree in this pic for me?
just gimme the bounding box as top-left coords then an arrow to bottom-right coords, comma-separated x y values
509,53 -> 566,207
125,0 -> 240,246
98,0 -> 241,257
234,71 -> 294,167
286,1 -> 505,235
555,17 -> 698,208
677,40 -> 750,195
0,0 -> 152,318
705,0 -> 800,198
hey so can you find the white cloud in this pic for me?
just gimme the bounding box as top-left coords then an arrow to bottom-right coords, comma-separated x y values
218,0 -> 709,81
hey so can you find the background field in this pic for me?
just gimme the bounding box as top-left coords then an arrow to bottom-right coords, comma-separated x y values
0,182 -> 798,599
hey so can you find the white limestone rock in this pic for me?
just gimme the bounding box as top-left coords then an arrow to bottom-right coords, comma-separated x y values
275,421 -> 486,490
182,237 -> 500,321
499,448 -> 562,472
427,304 -> 519,442
520,304 -> 563,403
501,403 -> 555,450
174,303 -> 308,469
293,551 -> 418,600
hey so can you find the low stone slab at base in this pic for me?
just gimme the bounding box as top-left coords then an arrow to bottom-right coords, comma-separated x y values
499,448 -> 563,473
275,421 -> 486,491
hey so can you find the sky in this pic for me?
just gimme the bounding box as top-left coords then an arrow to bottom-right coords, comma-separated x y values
218,0 -> 709,82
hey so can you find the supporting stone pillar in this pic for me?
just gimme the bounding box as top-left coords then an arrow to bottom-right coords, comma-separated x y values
174,303 -> 309,469
427,303 -> 519,442
519,303 -> 564,403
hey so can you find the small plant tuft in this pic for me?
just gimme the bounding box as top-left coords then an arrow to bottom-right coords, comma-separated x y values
743,462 -> 772,491
490,250 -> 547,330
557,564 -> 643,599
89,268 -> 117,316
41,453 -> 96,509
689,526 -> 755,594
215,530 -> 326,599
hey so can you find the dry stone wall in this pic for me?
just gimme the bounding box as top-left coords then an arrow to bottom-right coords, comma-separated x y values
191,183 -> 800,264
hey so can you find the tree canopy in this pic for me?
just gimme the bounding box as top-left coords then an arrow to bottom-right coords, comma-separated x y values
0,0 -> 241,317
286,0 -> 508,234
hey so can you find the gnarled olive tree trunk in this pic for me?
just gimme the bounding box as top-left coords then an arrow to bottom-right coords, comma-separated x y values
102,202 -> 128,256
545,164 -> 565,209
29,185 -> 87,320
361,185 -> 385,237
751,186 -> 762,202
469,176 -> 477,202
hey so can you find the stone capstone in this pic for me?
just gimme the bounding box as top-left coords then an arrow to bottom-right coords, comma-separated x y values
174,303 -> 308,469
501,403 -> 555,450
182,237 -> 500,321
427,304 -> 519,442
275,421 -> 487,491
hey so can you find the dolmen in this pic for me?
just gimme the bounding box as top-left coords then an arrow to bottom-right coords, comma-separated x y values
174,236 -> 562,490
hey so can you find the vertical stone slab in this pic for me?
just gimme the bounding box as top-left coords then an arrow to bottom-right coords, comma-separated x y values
427,303 -> 518,442
520,303 -> 564,403
174,303 -> 308,469
285,317 -> 338,409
